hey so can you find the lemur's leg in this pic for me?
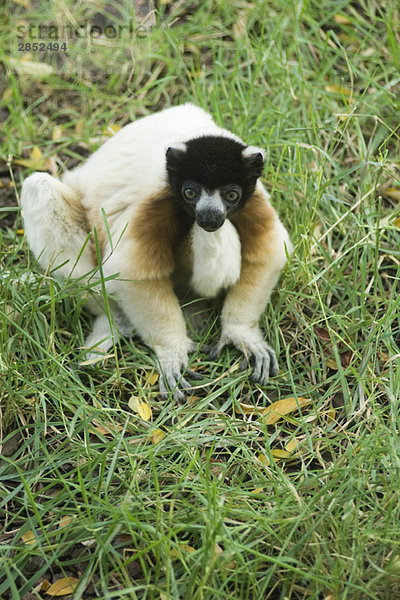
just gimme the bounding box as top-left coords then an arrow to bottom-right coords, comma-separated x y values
104,269 -> 198,400
20,173 -> 95,279
212,191 -> 292,386
20,173 -> 126,354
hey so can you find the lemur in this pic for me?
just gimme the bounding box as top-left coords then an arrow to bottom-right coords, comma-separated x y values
20,104 -> 292,400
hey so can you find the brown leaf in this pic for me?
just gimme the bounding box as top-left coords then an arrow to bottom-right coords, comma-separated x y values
314,326 -> 331,342
340,349 -> 352,367
90,420 -> 123,436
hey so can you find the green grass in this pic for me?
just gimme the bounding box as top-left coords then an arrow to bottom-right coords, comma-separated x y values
1,0 -> 400,598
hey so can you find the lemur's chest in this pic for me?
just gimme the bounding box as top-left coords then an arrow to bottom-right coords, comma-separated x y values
174,221 -> 242,298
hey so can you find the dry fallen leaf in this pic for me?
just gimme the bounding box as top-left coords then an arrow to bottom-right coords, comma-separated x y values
51,125 -> 64,141
90,420 -> 123,436
22,530 -> 35,545
58,516 -> 72,528
9,57 -> 55,78
334,14 -> 351,24
106,123 -> 121,136
263,397 -> 312,425
285,437 -> 300,453
46,577 -> 80,596
36,579 -> 51,593
170,544 -> 196,558
325,84 -> 351,96
145,371 -> 159,386
271,449 -> 291,459
149,428 -> 164,444
314,326 -> 331,342
383,187 -> 400,201
13,145 -> 46,170
237,397 -> 311,424
257,453 -> 270,466
129,396 -> 152,421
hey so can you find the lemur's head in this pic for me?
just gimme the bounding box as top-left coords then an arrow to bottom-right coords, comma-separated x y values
166,135 -> 265,232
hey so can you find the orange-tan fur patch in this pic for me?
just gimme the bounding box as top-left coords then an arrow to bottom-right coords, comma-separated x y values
230,189 -> 275,264
129,190 -> 191,279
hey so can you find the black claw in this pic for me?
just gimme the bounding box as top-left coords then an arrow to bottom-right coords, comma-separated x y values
186,368 -> 203,381
209,345 -> 220,360
267,350 -> 279,378
239,357 -> 249,372
200,343 -> 212,353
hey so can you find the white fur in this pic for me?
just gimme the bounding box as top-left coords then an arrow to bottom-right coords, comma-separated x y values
190,221 -> 241,297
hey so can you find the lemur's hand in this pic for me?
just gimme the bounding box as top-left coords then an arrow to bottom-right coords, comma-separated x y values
155,341 -> 201,401
209,326 -> 278,386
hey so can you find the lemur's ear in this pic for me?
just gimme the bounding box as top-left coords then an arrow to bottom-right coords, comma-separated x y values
242,146 -> 266,179
166,143 -> 187,171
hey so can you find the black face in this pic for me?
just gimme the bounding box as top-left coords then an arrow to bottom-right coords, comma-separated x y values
166,135 -> 265,232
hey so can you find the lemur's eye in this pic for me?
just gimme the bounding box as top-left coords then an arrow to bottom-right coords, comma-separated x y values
225,189 -> 239,202
183,187 -> 197,200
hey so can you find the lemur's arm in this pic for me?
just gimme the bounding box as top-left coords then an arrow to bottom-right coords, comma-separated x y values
102,193 -> 197,400
211,188 -> 292,385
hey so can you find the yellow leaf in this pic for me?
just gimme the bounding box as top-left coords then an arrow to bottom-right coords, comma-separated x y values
262,397 -> 312,425
51,125 -> 64,141
2,87 -> 14,101
271,449 -> 291,459
394,217 -> 400,228
237,397 -> 311,424
46,577 -> 80,596
12,0 -> 31,7
257,453 -> 270,466
9,57 -> 55,78
106,124 -> 121,136
285,437 -> 300,452
325,84 -> 351,96
149,428 -> 164,444
326,358 -> 338,370
31,146 -> 42,161
327,406 -> 337,423
22,530 -> 35,545
334,14 -> 351,24
170,544 -> 196,558
383,187 -> 400,201
74,120 -> 85,136
129,396 -> 152,421
146,372 -> 159,386
250,487 -> 264,494
39,580 -> 51,592
235,402 -> 262,415
13,145 -> 46,170
17,228 -> 24,235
